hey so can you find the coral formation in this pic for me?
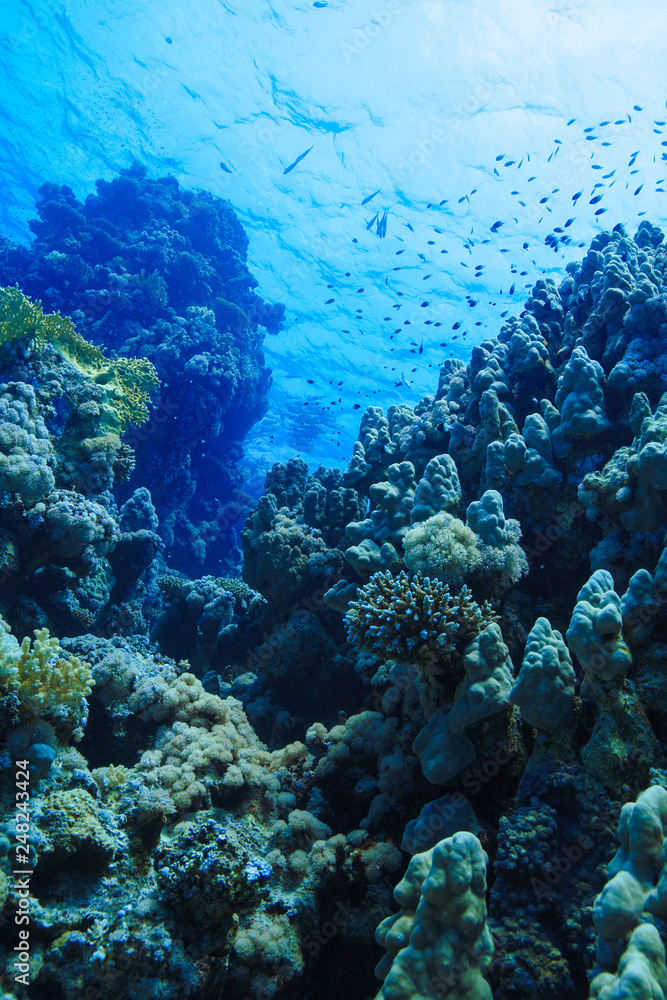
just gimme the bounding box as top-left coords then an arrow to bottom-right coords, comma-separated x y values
345,570 -> 497,672
375,832 -> 494,1000
3,180 -> 667,1000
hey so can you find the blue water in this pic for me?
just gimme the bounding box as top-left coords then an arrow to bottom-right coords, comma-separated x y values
2,0 -> 666,479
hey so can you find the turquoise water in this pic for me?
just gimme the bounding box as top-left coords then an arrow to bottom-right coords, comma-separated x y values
3,6 -> 667,998
2,0 -> 666,474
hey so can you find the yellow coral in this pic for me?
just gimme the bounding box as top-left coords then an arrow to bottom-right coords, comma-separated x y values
0,616 -> 93,737
0,286 -> 159,432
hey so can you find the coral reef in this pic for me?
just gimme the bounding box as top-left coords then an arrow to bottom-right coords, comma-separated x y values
3,199 -> 667,1000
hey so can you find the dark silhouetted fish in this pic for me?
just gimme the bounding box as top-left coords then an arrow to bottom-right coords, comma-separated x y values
361,188 -> 381,205
376,210 -> 389,238
219,161 -> 233,173
283,146 -> 314,174
365,212 -> 379,230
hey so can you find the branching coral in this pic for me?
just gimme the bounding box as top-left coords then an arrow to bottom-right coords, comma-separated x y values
0,615 -> 93,738
344,570 -> 497,672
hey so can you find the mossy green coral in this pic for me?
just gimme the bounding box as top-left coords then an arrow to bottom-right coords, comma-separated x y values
0,286 -> 159,432
41,789 -> 115,865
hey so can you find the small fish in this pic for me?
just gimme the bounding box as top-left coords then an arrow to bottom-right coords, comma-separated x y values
599,120 -> 610,126
490,221 -> 503,233
509,283 -> 515,295
283,145 -> 314,174
634,105 -> 643,111
495,154 -> 505,161
376,210 -> 389,238
634,184 -> 644,196
595,207 -> 607,215
361,188 -> 381,205
589,194 -> 603,204
365,212 -> 379,230
572,190 -> 583,203
325,298 -> 334,305
564,217 -> 574,227
401,372 -> 412,388
452,321 -> 461,330
523,241 -> 529,249
219,161 -> 233,173
584,126 -> 596,133
566,117 -> 576,125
